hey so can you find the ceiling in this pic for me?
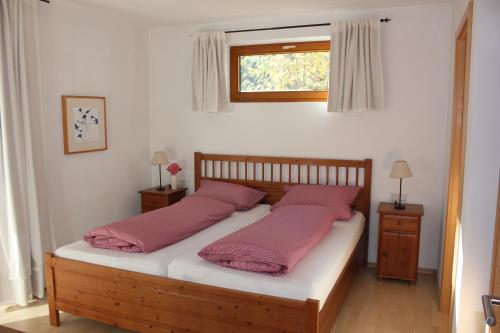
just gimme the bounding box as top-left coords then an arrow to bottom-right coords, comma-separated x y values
82,0 -> 449,26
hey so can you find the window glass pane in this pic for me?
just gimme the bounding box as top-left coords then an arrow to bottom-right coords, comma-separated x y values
239,51 -> 330,92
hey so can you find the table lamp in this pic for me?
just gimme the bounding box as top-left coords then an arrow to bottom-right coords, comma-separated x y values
390,160 -> 413,210
151,151 -> 169,191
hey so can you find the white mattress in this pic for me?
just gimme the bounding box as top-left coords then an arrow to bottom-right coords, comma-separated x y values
54,204 -> 271,277
167,211 -> 365,309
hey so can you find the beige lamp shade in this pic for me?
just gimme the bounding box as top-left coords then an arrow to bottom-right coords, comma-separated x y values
390,160 -> 413,179
151,151 -> 169,166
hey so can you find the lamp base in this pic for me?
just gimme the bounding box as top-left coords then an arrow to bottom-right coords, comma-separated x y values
394,202 -> 406,210
156,186 -> 166,191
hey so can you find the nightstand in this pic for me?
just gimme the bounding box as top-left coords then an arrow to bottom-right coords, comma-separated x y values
138,187 -> 187,213
376,202 -> 424,281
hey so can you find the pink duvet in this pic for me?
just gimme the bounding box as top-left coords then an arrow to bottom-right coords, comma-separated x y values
84,196 -> 235,253
198,205 -> 337,275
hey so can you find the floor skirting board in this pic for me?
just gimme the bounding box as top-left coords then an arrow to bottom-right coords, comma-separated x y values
366,262 -> 436,275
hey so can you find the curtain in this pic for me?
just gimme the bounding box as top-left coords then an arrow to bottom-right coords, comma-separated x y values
192,31 -> 228,113
327,18 -> 384,113
0,0 -> 52,306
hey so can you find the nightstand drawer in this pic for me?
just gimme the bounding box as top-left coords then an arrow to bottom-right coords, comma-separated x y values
378,231 -> 418,279
382,216 -> 418,233
142,205 -> 160,213
142,196 -> 168,207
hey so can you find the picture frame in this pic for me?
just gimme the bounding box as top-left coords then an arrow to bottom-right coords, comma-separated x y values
61,95 -> 107,155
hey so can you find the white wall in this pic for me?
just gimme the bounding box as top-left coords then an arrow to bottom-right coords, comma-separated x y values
452,0 -> 500,331
149,3 -> 453,269
37,0 -> 152,247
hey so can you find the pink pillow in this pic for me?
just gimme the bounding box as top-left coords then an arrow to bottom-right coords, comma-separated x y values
272,185 -> 361,220
193,180 -> 266,211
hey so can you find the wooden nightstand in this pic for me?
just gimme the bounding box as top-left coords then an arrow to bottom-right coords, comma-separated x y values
138,187 -> 187,213
376,202 -> 424,281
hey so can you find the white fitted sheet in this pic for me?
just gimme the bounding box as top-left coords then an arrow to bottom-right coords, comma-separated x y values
54,204 -> 271,277
167,211 -> 365,309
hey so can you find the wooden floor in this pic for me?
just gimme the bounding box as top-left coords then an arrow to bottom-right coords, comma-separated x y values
331,268 -> 448,333
0,268 -> 447,333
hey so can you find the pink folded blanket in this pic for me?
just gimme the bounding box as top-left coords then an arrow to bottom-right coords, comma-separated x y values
84,196 -> 235,253
198,205 -> 337,275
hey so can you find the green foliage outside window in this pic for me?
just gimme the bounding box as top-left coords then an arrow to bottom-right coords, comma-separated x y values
239,51 -> 330,92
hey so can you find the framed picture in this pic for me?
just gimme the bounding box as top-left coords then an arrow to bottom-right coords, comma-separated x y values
61,95 -> 107,155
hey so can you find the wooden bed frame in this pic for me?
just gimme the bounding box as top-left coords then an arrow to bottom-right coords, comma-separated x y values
45,152 -> 372,333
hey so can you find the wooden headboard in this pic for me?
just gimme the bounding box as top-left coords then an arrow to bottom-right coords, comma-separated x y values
194,152 -> 372,225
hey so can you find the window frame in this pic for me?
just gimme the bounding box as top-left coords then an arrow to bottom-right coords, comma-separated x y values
230,41 -> 331,103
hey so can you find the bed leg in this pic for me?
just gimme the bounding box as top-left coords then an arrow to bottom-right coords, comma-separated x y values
305,298 -> 319,333
44,253 -> 60,327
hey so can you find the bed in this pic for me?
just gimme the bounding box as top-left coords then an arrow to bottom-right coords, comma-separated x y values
45,152 -> 372,333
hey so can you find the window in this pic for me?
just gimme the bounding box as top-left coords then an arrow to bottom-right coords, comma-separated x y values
230,41 -> 330,102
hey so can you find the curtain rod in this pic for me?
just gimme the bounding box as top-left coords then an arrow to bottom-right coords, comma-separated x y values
225,18 -> 391,34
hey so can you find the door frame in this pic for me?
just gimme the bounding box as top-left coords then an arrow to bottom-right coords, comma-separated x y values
439,0 -> 473,320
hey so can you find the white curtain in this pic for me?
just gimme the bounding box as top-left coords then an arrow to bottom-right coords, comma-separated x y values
192,31 -> 228,113
0,0 -> 52,306
327,18 -> 384,113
